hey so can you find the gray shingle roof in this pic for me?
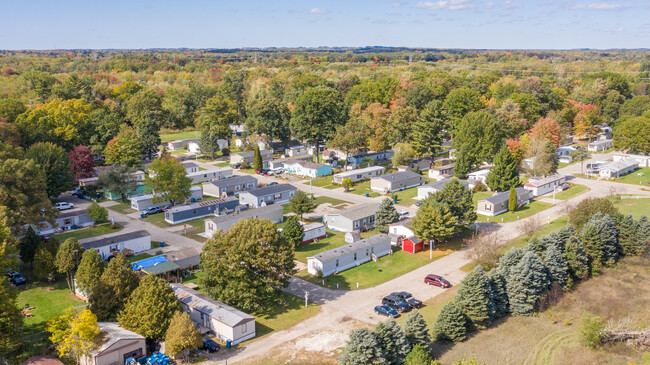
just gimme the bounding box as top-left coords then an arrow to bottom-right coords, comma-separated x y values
327,203 -> 380,221
287,160 -> 326,169
168,196 -> 238,213
598,159 -> 638,172
204,204 -> 282,225
334,166 -> 385,179
208,175 -> 257,189
171,284 -> 254,327
375,170 -> 422,183
307,234 -> 390,262
525,174 -> 566,187
242,183 -> 297,197
80,230 -> 150,250
183,162 -> 199,169
94,322 -> 144,355
481,188 -> 530,205
233,149 -> 272,158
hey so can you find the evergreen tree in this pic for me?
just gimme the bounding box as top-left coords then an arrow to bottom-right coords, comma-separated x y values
486,145 -> 520,192
253,145 -> 263,171
506,251 -> 550,316
411,100 -> 447,158
289,190 -> 316,220
410,202 -> 457,247
637,215 -> 650,254
618,214 -> 644,256
402,311 -> 431,346
0,275 -> 23,358
555,226 -> 576,250
429,178 -> 476,230
164,312 -> 203,358
33,248 -> 56,282
543,243 -> 569,288
404,344 -> 432,365
339,328 -> 386,365
19,226 -> 41,267
118,274 -> 181,339
432,301 -> 467,342
508,186 -> 517,213
453,144 -> 473,179
487,266 -> 509,318
580,223 -> 604,276
588,213 -> 619,267
454,266 -> 495,328
374,320 -> 410,364
375,198 -> 399,232
282,216 -> 304,247
75,250 -> 104,296
498,247 -> 524,275
565,235 -> 590,282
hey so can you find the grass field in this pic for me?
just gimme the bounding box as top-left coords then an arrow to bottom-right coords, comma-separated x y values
615,167 -> 650,187
434,257 -> 650,365
294,229 -> 379,263
295,233 -> 467,290
391,187 -> 419,205
309,175 -> 336,188
107,201 -> 137,214
160,130 -> 201,143
345,181 -> 380,197
610,195 -> 650,218
54,223 -> 124,242
471,191 -> 492,205
553,184 -> 589,200
475,200 -> 553,223
16,280 -> 85,327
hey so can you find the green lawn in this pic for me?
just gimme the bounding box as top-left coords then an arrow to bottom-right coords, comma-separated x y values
610,195 -> 650,218
107,201 -> 137,214
475,200 -> 553,223
214,161 -> 231,167
127,252 -> 153,263
471,192 -> 493,205
553,184 -> 589,200
312,195 -> 350,207
345,181 -> 380,197
295,234 -> 467,290
391,187 -> 419,205
16,280 -> 85,326
558,160 -> 578,169
309,175 -> 335,188
615,167 -> 650,187
160,130 -> 201,143
54,223 -> 124,242
294,229 -> 379,263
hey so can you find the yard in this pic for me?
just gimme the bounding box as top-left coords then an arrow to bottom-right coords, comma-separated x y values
107,201 -> 137,214
54,223 -> 124,242
308,175 -> 337,189
160,130 -> 201,143
475,200 -> 553,223
390,187 -> 419,205
553,183 -> 589,200
295,234 -> 467,290
294,229 -> 378,263
610,195 -> 650,218
344,180 -> 380,197
615,167 -> 650,187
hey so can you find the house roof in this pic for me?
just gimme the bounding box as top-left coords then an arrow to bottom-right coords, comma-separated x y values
131,255 -> 169,270
431,163 -> 455,171
56,209 -> 89,219
480,188 -> 530,205
389,218 -> 413,228
525,174 -> 566,188
302,222 -> 325,232
420,178 -> 469,192
187,168 -> 231,178
307,234 -> 390,262
241,183 -> 297,197
142,260 -> 180,275
599,158 -> 638,172
286,160 -> 327,169
183,162 -> 199,169
80,230 -> 150,250
233,149 -> 272,158
374,170 -> 422,183
167,196 -> 238,213
164,247 -> 201,262
208,175 -> 257,189
20,357 -> 64,365
326,203 -> 380,221
170,138 -> 198,144
205,204 -> 282,225
93,322 -> 144,355
171,284 -> 255,327
334,166 -> 385,178
588,139 -> 612,146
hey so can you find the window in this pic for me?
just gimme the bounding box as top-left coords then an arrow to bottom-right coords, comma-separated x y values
366,249 -> 369,256
241,323 -> 247,333
336,259 -> 339,267
354,253 -> 357,260
371,247 -> 374,254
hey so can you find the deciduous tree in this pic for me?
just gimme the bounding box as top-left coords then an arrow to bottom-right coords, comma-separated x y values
69,145 -> 95,180
33,248 -> 56,282
453,111 -> 504,169
613,115 -> 650,154
87,202 -> 108,224
246,97 -> 291,146
144,157 -> 192,207
90,253 -> 140,321
103,126 -> 142,167
404,344 -> 432,365
568,197 -> 620,230
532,141 -> 558,177
571,146 -> 591,175
164,311 -> 203,358
55,238 -> 84,294
75,250 -> 104,296
26,142 -> 73,198
289,191 -> 316,220
47,308 -> 100,362
97,165 -> 139,203
329,117 -> 367,170
19,227 -> 41,267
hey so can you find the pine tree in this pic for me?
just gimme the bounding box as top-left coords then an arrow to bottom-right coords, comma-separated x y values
281,216 -> 304,247
487,266 -> 509,318
339,328 -> 386,365
289,190 -> 316,220
411,100 -> 446,158
506,251 -> 550,316
556,225 -> 576,249
587,213 -> 619,267
429,178 -> 476,229
374,320 -> 410,364
453,144 -> 473,179
565,235 -> 590,282
618,214 -> 643,256
637,215 -> 650,254
402,311 -> 431,347
432,301 -> 467,342
375,198 -> 399,232
498,247 -> 524,276
404,344 -> 432,365
485,145 -> 520,192
543,243 -> 569,288
508,186 -> 517,213
253,145 -> 263,171
165,312 -> 203,358
453,266 -> 495,328
580,223 -> 604,275
75,249 -> 104,296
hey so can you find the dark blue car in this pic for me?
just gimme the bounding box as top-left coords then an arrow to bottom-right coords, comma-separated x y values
8,271 -> 26,285
382,295 -> 411,313
202,338 -> 220,353
374,305 -> 400,318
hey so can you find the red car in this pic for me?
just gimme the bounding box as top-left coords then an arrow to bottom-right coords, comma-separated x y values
424,274 -> 451,288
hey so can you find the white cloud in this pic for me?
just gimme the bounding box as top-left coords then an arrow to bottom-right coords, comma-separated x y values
485,2 -> 495,9
309,8 -> 329,14
502,0 -> 522,8
603,27 -> 624,32
416,0 -> 475,10
587,3 -> 622,10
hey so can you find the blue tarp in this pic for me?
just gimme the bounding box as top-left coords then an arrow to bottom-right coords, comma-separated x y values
131,255 -> 169,271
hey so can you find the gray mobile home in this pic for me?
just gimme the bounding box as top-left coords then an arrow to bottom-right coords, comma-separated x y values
202,175 -> 258,197
307,234 -> 392,277
332,166 -> 385,184
204,204 -> 283,237
187,168 -> 233,184
130,186 -> 202,211
237,184 -> 297,208
230,149 -> 273,166
477,188 -> 532,216
164,197 -> 239,224
322,203 -> 380,232
370,170 -> 424,193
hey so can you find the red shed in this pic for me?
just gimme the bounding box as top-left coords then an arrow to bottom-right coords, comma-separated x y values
402,236 -> 424,254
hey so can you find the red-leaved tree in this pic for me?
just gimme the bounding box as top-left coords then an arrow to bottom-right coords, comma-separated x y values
528,116 -> 562,147
69,145 -> 95,180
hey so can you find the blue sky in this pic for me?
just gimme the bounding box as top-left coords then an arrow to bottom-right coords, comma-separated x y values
1,0 -> 648,50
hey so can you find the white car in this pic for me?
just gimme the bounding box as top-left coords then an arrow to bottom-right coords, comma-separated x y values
55,202 -> 75,211
398,211 -> 409,220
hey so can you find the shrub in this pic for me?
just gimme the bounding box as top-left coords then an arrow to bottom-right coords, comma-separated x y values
110,223 -> 121,229
87,201 -> 108,224
580,313 -> 605,348
404,344 -> 432,365
472,180 -> 488,192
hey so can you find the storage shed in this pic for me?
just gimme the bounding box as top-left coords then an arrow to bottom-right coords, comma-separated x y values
307,234 -> 392,277
164,197 -> 239,224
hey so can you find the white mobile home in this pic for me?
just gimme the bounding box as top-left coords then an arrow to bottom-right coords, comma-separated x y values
417,179 -> 471,200
307,234 -> 392,277
80,231 -> 151,260
332,166 -> 385,184
238,184 -> 297,208
428,163 -> 454,180
204,204 -> 283,237
187,167 -> 233,184
613,153 -> 650,168
598,159 -> 638,179
588,139 -> 613,152
524,174 -> 567,197
34,210 -> 94,236
467,169 -> 490,184
300,222 -> 326,244
129,186 -> 202,211
171,284 -> 256,345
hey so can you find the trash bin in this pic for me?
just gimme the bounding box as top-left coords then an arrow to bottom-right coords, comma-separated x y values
140,213 -> 146,219
365,193 -> 369,197
160,241 -> 165,247
226,340 -> 232,348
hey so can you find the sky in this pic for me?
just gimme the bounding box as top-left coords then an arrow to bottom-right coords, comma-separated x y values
1,0 -> 649,50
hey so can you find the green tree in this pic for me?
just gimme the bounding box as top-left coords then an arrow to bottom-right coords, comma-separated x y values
402,311 -> 430,347
391,143 -> 415,167
375,198 -> 399,233
339,328 -> 386,365
246,97 -> 291,146
569,197 -> 621,230
587,213 -> 619,267
454,266 -> 495,329
47,308 -> 100,362
543,243 -> 569,288
118,274 -> 181,339
329,117 -> 367,170
104,126 -> 142,167
432,301 -> 467,342
444,87 -> 483,125
164,311 -> 203,358
486,145 -> 520,192
532,141 -> 558,177
613,115 -> 650,154
571,146 -> 591,175
0,98 -> 27,123
75,250 -> 104,296
411,202 -> 457,248
26,142 -> 73,198
429,179 -> 476,230
506,251 -> 549,316
342,178 -> 352,192
222,70 -> 248,121
565,235 -> 590,283
580,223 -> 604,276
411,100 -> 447,158
617,214 -> 643,256
580,313 -> 606,348
619,95 -> 650,117
374,319 -> 410,365
125,88 -> 165,126
453,144 -> 473,179
291,88 -> 346,162
23,70 -> 57,101
90,253 -> 140,321
0,274 -> 23,358
87,202 -> 108,224
33,248 -> 56,282
289,190 -> 316,220
144,157 -> 192,207
97,165 -> 139,203
282,216 -> 305,247
136,118 -> 161,160
253,146 -> 263,171
487,266 -> 509,318
453,112 -> 504,169
19,227 -> 41,267
404,344 -> 432,365
55,238 -> 84,294
197,95 -> 238,158
199,218 -> 296,313
507,186 -> 517,213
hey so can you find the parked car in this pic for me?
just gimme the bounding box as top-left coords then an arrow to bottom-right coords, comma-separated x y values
268,182 -> 278,186
390,292 -> 422,308
381,295 -> 411,312
374,305 -> 400,318
55,202 -> 75,211
232,163 -> 241,169
415,201 -> 422,207
398,211 -> 409,220
273,168 -> 284,175
160,205 -> 171,212
255,169 -> 263,174
202,338 -> 220,353
142,206 -> 162,216
8,271 -> 26,285
424,274 -> 451,288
